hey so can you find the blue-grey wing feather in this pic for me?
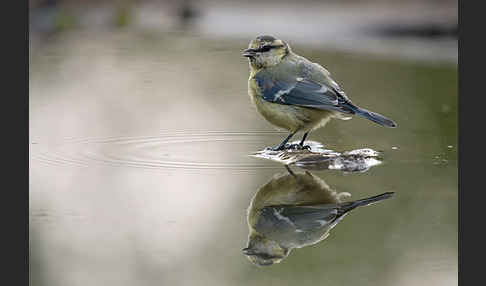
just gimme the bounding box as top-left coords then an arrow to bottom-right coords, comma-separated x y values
255,204 -> 339,235
255,71 -> 354,114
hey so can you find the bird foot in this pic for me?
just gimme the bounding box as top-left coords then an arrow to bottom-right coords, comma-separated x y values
265,146 -> 285,151
287,144 -> 311,151
264,144 -> 311,152
302,145 -> 312,150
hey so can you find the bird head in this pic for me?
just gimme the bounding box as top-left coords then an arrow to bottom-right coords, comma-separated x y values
243,35 -> 290,69
242,232 -> 290,266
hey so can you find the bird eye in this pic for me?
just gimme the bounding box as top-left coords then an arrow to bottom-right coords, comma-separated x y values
257,44 -> 285,53
259,45 -> 272,52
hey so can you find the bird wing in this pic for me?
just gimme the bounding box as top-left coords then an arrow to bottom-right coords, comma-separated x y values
254,66 -> 355,114
255,204 -> 340,235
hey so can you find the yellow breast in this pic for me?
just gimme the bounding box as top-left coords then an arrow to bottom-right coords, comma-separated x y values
248,77 -> 333,133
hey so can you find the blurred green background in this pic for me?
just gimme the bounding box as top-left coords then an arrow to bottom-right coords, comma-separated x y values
29,0 -> 457,285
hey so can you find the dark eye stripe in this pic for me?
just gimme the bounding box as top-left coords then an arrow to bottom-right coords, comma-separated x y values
247,252 -> 283,260
252,45 -> 284,53
259,46 -> 272,52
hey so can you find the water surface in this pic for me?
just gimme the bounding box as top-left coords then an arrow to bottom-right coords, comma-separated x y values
30,30 -> 457,286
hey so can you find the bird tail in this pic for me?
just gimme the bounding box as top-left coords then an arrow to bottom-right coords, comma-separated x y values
344,103 -> 397,128
337,192 -> 394,216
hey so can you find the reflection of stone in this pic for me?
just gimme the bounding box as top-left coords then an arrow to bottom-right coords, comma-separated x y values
243,167 -> 394,266
251,140 -> 382,173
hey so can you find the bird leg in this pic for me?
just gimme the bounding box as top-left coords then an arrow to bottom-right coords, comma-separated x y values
286,132 -> 312,150
269,132 -> 296,151
299,132 -> 309,147
297,132 -> 312,150
285,165 -> 297,177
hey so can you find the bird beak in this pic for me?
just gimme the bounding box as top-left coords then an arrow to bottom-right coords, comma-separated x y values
242,48 -> 256,58
242,247 -> 254,255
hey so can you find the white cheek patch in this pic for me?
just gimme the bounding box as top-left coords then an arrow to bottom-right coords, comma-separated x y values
262,51 -> 280,66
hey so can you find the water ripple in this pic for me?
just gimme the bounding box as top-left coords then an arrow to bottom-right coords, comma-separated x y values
31,130 -> 289,171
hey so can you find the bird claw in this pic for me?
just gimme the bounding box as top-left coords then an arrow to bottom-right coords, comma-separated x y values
265,146 -> 285,151
287,144 -> 312,151
264,144 -> 311,152
302,145 -> 312,150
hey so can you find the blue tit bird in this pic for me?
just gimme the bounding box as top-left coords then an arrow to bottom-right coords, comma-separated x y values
243,166 -> 394,266
243,35 -> 397,151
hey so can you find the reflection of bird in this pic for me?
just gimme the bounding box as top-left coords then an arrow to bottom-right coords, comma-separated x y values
243,35 -> 397,151
243,167 -> 394,266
